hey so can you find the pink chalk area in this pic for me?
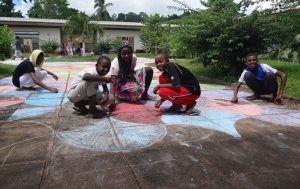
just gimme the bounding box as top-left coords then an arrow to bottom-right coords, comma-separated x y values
0,96 -> 25,108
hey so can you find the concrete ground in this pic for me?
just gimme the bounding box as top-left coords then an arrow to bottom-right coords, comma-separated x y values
0,58 -> 299,189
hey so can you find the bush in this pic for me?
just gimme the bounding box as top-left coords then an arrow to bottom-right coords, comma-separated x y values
0,26 -> 15,60
40,40 -> 59,54
111,38 -> 123,52
94,39 -> 112,54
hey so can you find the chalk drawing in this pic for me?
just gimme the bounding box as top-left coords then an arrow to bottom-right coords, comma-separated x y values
25,91 -> 68,107
57,118 -> 167,152
9,107 -> 56,120
161,109 -> 244,137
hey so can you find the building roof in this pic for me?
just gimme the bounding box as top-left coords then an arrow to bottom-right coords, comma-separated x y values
0,17 -> 144,29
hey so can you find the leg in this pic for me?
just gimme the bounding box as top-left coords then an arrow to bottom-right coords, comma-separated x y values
263,72 -> 278,99
19,73 -> 36,88
141,67 -> 153,100
244,72 -> 262,100
35,67 -> 48,82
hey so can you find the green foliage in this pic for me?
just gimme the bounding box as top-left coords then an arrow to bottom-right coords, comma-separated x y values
0,0 -> 23,17
64,12 -> 100,41
140,14 -> 171,54
27,0 -> 78,19
0,63 -> 15,78
94,39 -> 112,53
40,40 -> 59,54
0,25 -> 14,60
94,0 -> 113,21
110,38 -> 123,52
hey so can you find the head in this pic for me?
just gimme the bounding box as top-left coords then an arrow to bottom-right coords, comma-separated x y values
245,53 -> 258,69
96,55 -> 111,76
118,45 -> 133,64
155,53 -> 170,71
29,50 -> 45,68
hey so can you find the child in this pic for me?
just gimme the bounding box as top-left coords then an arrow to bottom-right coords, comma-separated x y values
153,53 -> 201,115
67,55 -> 111,118
108,45 -> 153,110
12,49 -> 58,93
231,53 -> 287,104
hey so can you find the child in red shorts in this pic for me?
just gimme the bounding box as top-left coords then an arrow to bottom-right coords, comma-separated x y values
153,53 -> 201,115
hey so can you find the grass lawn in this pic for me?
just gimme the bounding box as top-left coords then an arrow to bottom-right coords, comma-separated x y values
174,58 -> 300,100
0,64 -> 16,78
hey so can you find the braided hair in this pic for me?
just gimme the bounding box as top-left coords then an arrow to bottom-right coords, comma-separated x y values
117,45 -> 135,81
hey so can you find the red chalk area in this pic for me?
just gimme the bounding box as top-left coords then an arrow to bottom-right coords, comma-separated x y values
112,103 -> 162,124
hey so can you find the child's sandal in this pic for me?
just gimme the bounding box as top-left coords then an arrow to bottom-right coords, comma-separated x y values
73,106 -> 88,115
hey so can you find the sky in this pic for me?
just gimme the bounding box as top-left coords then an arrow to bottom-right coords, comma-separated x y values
13,0 -> 271,18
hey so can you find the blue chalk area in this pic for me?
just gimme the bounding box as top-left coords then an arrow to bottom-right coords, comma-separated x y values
161,109 -> 244,137
58,118 -> 167,152
24,91 -> 69,106
2,90 -> 33,97
0,77 -> 13,85
9,107 -> 56,120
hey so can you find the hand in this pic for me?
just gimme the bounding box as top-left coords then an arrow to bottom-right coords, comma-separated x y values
153,85 -> 160,94
52,74 -> 59,80
105,77 -> 112,83
231,97 -> 238,104
100,93 -> 109,106
155,99 -> 163,109
49,87 -> 58,93
274,94 -> 283,104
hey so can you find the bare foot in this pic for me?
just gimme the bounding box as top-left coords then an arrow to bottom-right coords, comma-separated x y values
183,101 -> 197,115
246,94 -> 260,101
20,87 -> 35,91
165,105 -> 183,112
141,94 -> 155,100
155,99 -> 164,109
86,108 -> 107,119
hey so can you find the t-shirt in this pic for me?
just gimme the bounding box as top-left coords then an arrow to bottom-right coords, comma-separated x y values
163,63 -> 201,95
107,54 -> 137,76
70,67 -> 106,88
238,63 -> 277,83
12,59 -> 35,88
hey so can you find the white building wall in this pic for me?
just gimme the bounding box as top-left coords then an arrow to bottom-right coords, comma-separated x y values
8,26 -> 61,46
101,29 -> 143,51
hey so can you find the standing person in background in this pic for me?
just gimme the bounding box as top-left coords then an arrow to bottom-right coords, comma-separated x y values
13,36 -> 23,60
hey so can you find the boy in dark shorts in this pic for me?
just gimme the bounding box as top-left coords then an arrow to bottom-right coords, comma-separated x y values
153,53 -> 201,115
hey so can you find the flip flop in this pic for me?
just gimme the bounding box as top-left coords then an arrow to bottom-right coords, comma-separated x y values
73,106 -> 88,115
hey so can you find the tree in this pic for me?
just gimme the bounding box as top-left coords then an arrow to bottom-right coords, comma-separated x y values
27,0 -> 78,19
0,0 -> 23,17
94,0 -> 113,21
0,25 -> 15,60
116,13 -> 126,21
140,14 -> 170,54
240,0 -> 299,12
63,12 -> 101,56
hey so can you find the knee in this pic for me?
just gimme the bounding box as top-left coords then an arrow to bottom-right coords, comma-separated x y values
145,67 -> 153,75
265,72 -> 276,79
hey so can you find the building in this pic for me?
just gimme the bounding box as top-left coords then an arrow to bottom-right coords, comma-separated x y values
0,17 -> 144,52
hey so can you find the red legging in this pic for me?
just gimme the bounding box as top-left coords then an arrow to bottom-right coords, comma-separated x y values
158,75 -> 200,105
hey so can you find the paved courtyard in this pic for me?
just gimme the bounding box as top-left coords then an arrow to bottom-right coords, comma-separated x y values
0,58 -> 299,189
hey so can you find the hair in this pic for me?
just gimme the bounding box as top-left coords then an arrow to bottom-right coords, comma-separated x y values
117,44 -> 134,80
156,52 -> 169,62
97,54 -> 111,65
246,52 -> 258,60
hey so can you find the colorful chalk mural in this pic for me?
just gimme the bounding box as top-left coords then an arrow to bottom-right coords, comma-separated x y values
1,60 -> 300,152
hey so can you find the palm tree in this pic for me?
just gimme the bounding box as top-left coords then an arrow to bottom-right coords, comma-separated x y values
64,12 -> 101,56
94,0 -> 113,21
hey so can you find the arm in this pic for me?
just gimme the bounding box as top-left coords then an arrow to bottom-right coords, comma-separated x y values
30,72 -> 58,93
41,68 -> 59,80
109,76 -> 117,104
275,70 -> 287,103
231,81 -> 242,103
100,84 -> 109,106
153,83 -> 181,94
82,73 -> 110,83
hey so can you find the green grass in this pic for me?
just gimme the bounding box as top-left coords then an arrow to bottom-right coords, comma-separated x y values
174,58 -> 300,100
0,64 -> 16,78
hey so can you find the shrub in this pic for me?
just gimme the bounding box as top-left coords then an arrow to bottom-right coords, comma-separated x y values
0,26 -> 15,60
94,39 -> 112,54
40,40 -> 59,54
111,38 -> 123,52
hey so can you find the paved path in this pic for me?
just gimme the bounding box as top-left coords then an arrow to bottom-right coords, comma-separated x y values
0,59 -> 299,188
